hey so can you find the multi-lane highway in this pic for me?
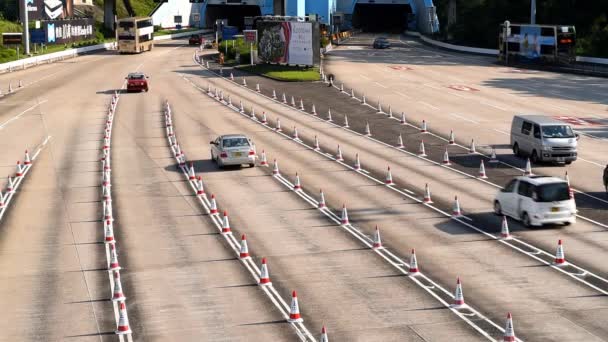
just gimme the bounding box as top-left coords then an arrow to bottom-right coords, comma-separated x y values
0,33 -> 607,341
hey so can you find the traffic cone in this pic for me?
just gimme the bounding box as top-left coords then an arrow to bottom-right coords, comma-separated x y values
351,88 -> 355,98
489,148 -> 498,163
479,160 -> 488,179
288,290 -> 304,323
340,204 -> 349,225
19,80 -> 23,88
15,161 -> 23,177
291,96 -> 296,107
104,200 -> 113,221
362,94 -> 366,104
565,171 -> 574,200
500,216 -> 511,239
524,158 -> 533,176
188,162 -> 196,180
115,301 -> 132,335
400,112 -> 406,125
230,72 -> 234,80
24,150 -> 32,165
209,194 -> 218,215
451,277 -> 465,308
102,184 -> 112,202
228,95 -> 232,106
292,126 -> 299,140
344,115 -> 349,128
256,83 -> 261,92
250,107 -> 256,120
397,134 -> 404,148
365,121 -> 371,136
442,148 -> 451,165
111,270 -> 126,302
259,257 -> 271,285
448,130 -> 455,145
272,159 -> 280,175
503,313 -> 516,342
260,150 -> 268,166
7,175 -> 14,193
420,120 -> 428,133
0,190 -> 4,208
293,173 -> 302,191
272,89 -> 277,99
196,176 -> 205,196
340,83 -> 344,92
108,243 -> 121,271
221,210 -> 231,234
372,226 -> 382,249
318,189 -> 326,209
554,239 -> 566,265
419,140 -> 427,157
388,106 -> 393,118
409,249 -> 419,275
385,166 -> 393,185
282,93 -> 287,103
327,108 -> 332,121
104,220 -> 115,244
214,88 -> 219,99
314,135 -> 320,151
102,170 -> 111,187
299,98 -> 305,111
239,234 -> 250,259
275,118 -> 282,132
423,183 -> 433,203
262,112 -> 268,124
452,196 -> 462,217
354,153 -> 361,171
243,78 -> 247,86
469,139 -> 476,154
311,104 -> 317,115
240,101 -> 245,113
320,326 -> 329,342
8,82 -> 13,93
377,100 -> 382,113
207,84 -> 212,94
336,145 -> 343,161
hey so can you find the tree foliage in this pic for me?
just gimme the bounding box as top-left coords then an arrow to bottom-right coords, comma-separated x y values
434,0 -> 608,57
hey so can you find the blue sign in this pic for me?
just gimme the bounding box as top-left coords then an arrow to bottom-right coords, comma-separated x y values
47,23 -> 56,43
29,29 -> 45,43
222,26 -> 239,40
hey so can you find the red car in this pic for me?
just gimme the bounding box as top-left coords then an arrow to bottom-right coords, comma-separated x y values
125,72 -> 149,92
189,34 -> 203,45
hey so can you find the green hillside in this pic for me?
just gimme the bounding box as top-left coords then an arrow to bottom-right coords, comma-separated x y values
92,0 -> 158,19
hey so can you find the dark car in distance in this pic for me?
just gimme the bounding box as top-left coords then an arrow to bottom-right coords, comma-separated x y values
189,34 -> 204,45
604,163 -> 608,193
125,72 -> 149,93
373,37 -> 391,49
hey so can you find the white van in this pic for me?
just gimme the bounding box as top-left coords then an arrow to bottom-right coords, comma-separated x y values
494,176 -> 576,227
510,115 -> 578,164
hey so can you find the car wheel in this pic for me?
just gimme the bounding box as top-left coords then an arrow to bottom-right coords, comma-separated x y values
249,163 -> 255,168
493,201 -> 502,216
217,159 -> 224,169
563,221 -> 571,226
531,150 -> 539,164
512,143 -> 520,157
522,212 -> 532,228
565,161 -> 572,165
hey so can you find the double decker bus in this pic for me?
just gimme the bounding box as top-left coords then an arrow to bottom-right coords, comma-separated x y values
499,23 -> 576,65
117,17 -> 154,54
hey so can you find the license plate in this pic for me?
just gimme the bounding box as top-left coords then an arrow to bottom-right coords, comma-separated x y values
557,157 -> 565,162
232,152 -> 242,157
551,207 -> 560,212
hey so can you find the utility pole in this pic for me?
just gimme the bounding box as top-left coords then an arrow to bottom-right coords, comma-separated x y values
530,0 -> 536,24
22,0 -> 31,55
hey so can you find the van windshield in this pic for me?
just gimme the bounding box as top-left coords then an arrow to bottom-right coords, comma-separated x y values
541,125 -> 575,138
535,183 -> 570,202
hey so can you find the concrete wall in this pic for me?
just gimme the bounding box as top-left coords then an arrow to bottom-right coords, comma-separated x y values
151,0 -> 204,29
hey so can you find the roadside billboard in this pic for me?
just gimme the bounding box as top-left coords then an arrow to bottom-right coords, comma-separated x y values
23,0 -> 74,20
257,21 -> 320,66
43,18 -> 95,44
504,24 -> 557,60
243,30 -> 257,44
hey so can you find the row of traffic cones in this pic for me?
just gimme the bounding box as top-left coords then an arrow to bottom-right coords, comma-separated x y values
0,150 -> 33,210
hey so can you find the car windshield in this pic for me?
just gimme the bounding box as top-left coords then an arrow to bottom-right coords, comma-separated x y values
129,74 -> 145,80
541,125 -> 575,138
535,182 -> 570,202
222,137 -> 250,148
191,34 -> 199,39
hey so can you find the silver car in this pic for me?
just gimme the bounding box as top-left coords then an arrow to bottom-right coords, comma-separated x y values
210,134 -> 256,168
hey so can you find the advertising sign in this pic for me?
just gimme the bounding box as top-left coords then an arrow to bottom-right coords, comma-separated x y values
257,21 -> 320,66
222,26 -> 239,41
243,30 -> 257,44
505,24 -> 556,59
23,0 -> 74,20
30,29 -> 46,44
43,18 -> 95,44
2,33 -> 23,45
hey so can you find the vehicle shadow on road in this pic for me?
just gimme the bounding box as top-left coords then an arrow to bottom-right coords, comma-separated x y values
163,159 -> 251,174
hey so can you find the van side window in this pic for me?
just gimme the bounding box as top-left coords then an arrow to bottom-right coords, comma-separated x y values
521,121 -> 532,135
533,124 -> 541,139
517,181 -> 531,197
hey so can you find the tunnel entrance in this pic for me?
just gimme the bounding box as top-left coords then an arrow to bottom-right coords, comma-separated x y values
205,5 -> 262,30
352,4 -> 412,33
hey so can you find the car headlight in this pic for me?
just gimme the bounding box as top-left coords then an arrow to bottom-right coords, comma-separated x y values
542,146 -> 552,151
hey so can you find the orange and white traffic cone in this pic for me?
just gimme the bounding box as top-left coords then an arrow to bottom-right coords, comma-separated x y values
221,210 -> 231,234
256,83 -> 261,92
489,148 -> 498,163
452,196 -> 462,217
451,277 -> 466,308
196,176 -> 205,196
292,126 -> 299,140
479,160 -> 488,179
209,194 -> 218,215
262,112 -> 268,124
104,220 -> 115,244
243,78 -> 247,87
336,145 -> 343,161
111,270 -> 126,302
291,96 -> 296,107
293,173 -> 302,191
354,153 -> 361,171
320,325 -> 329,342
397,134 -> 404,149
385,166 -> 393,185
409,249 -> 419,275
103,158 -> 111,172
314,135 -> 320,151
423,183 -> 433,203
340,204 -> 349,225
282,93 -> 287,103
259,257 -> 272,285
400,112 -> 406,125
299,99 -> 305,111
419,140 -> 427,157
524,158 -> 533,176
7,175 -> 14,193
260,150 -> 268,166
420,120 -> 428,133
327,108 -> 332,122
318,189 -> 326,209
104,200 -> 113,221
272,89 -> 277,99
311,104 -> 317,115
554,239 -> 566,265
503,312 -> 516,342
250,107 -> 256,120
188,163 -> 196,180
108,243 -> 121,271
15,161 -> 23,177
24,150 -> 32,165
288,290 -> 304,323
102,184 -> 112,202
344,115 -> 349,128
448,130 -> 455,145
500,216 -> 511,239
230,73 -> 234,80
115,301 -> 132,335
469,139 -> 476,154
372,226 -> 382,249
239,234 -> 250,259
272,159 -> 280,175
102,170 -> 111,187
275,118 -> 282,132
365,121 -> 371,136
388,106 -> 393,118
442,148 -> 451,165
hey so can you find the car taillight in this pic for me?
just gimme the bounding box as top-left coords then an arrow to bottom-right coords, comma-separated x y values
220,152 -> 228,158
248,150 -> 255,156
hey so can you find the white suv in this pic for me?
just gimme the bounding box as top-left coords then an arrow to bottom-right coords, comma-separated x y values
494,176 -> 576,227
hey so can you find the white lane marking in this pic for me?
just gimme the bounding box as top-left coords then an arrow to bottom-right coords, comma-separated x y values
374,82 -> 388,89
493,128 -> 510,135
481,101 -> 509,111
393,91 -> 411,99
577,157 -> 605,168
0,99 -> 48,130
359,74 -> 371,80
423,83 -> 442,90
402,188 -> 414,194
450,113 -> 479,124
418,101 -> 440,110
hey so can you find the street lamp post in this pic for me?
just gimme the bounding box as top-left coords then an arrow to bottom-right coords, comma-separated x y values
23,0 -> 31,55
531,0 -> 536,24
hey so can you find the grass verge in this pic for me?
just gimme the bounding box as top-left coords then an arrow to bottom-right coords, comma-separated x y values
239,64 -> 320,82
155,27 -> 200,36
